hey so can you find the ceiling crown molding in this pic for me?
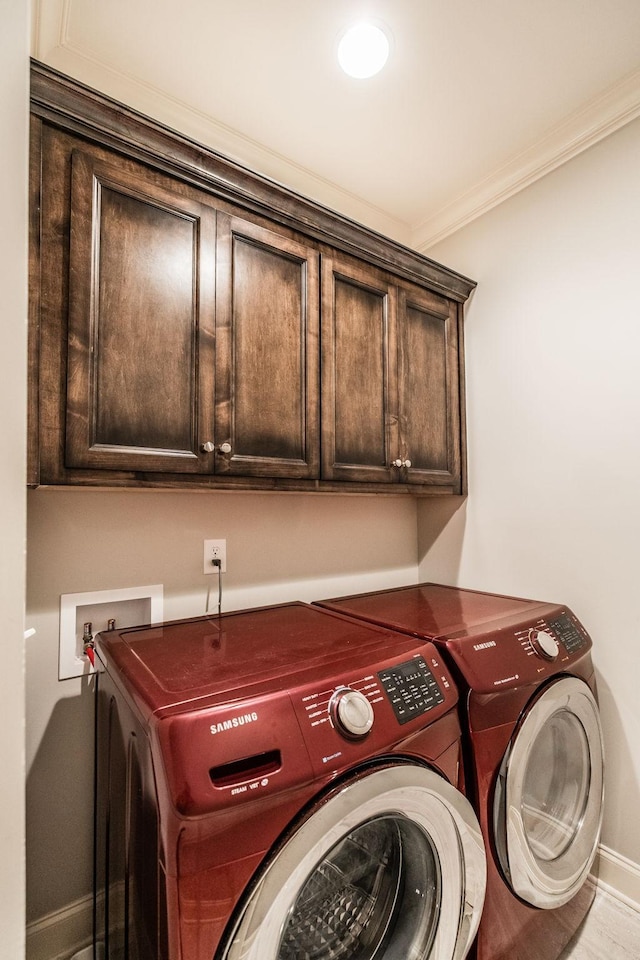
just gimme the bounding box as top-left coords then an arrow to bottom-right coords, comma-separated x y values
32,1 -> 640,255
412,68 -> 640,252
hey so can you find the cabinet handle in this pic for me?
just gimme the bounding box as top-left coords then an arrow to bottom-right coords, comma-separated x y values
201,441 -> 232,455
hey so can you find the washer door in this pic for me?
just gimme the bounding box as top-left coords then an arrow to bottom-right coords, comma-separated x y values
494,676 -> 604,908
218,763 -> 486,960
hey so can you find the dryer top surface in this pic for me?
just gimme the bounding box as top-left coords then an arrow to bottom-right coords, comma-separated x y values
316,583 -> 550,640
315,584 -> 594,693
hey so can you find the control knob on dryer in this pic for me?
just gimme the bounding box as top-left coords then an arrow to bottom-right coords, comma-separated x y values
529,627 -> 560,660
329,687 -> 374,739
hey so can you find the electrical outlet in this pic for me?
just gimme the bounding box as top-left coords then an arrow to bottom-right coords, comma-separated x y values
204,538 -> 227,574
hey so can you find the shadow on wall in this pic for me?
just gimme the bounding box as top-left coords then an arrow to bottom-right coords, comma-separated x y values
592,670 -> 639,856
416,496 -> 467,583
26,676 -> 97,924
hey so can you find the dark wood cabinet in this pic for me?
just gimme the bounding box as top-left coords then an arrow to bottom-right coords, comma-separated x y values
215,213 -> 320,479
65,149 -> 217,474
29,61 -> 473,495
321,254 -> 398,484
35,130 -> 320,485
63,148 -> 319,480
322,255 -> 463,489
396,281 -> 462,488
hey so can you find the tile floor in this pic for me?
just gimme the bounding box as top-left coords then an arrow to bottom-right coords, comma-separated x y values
559,887 -> 640,959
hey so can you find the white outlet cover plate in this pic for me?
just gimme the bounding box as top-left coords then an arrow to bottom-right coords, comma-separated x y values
59,584 -> 163,680
203,538 -> 227,574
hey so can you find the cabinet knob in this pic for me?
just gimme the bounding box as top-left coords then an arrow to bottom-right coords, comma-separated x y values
403,458 -> 412,469
200,441 -> 215,453
219,442 -> 232,455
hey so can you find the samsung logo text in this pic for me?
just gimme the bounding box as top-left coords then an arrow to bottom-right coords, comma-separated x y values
210,712 -> 259,735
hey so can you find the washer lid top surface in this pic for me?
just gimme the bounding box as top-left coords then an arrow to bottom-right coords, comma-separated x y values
317,582 -> 545,640
95,601 -> 443,714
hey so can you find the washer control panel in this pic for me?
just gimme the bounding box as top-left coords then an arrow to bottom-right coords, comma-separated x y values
378,657 -> 445,725
296,644 -> 454,767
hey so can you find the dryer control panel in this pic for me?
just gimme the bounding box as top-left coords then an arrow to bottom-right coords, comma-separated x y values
448,608 -> 592,694
515,611 -> 589,662
546,613 -> 589,655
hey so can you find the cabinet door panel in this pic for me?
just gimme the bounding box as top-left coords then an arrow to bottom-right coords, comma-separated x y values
66,151 -> 216,473
322,256 -> 398,482
216,215 -> 319,478
398,284 -> 461,486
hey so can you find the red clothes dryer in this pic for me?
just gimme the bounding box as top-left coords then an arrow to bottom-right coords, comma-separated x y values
315,583 -> 604,960
94,601 -> 486,960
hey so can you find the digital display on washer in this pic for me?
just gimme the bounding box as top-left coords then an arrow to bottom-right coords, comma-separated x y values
546,613 -> 587,654
378,657 -> 445,724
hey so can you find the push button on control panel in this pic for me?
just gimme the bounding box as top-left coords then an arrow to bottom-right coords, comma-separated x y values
378,657 -> 444,725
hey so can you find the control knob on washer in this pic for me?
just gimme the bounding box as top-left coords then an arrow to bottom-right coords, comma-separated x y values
329,687 -> 374,739
529,627 -> 560,660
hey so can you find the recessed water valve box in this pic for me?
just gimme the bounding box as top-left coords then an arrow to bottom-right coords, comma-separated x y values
59,584 -> 163,680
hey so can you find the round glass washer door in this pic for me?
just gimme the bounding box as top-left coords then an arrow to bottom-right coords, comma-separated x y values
494,676 -> 604,909
219,763 -> 486,960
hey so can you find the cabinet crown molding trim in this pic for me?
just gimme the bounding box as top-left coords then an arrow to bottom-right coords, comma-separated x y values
30,60 -> 475,303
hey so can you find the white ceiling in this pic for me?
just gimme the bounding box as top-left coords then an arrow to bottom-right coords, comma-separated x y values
32,0 -> 640,250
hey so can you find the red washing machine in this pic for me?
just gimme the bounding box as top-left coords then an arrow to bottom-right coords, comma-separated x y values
94,601 -> 486,960
315,584 -> 605,960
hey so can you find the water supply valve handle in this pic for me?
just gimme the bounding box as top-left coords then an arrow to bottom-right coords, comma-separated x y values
83,621 -> 95,667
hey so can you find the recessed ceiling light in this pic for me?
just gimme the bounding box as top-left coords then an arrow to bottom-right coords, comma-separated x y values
338,21 -> 390,79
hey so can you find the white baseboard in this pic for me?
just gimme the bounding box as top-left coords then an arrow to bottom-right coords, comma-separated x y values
594,844 -> 640,912
26,892 -> 93,960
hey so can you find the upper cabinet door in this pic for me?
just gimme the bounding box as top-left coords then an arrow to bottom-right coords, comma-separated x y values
397,283 -> 462,488
322,255 -> 463,490
321,254 -> 399,483
65,150 -> 217,473
215,213 -> 320,479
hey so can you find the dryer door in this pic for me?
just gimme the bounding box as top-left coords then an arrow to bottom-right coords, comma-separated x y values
494,675 -> 604,908
218,763 -> 486,960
